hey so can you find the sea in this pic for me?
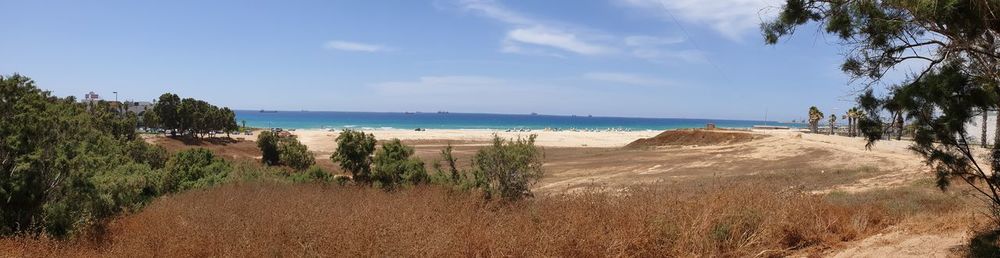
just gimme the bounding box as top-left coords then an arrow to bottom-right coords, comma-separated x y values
235,110 -> 801,131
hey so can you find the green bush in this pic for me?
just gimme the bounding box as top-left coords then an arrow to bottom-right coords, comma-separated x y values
160,148 -> 231,193
124,139 -> 169,169
371,139 -> 428,190
472,135 -> 544,201
289,166 -> 333,183
257,131 -> 280,166
0,74 -> 174,236
279,137 -> 315,170
331,130 -> 376,183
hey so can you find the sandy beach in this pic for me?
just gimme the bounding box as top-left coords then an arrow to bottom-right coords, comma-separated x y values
230,129 -> 663,152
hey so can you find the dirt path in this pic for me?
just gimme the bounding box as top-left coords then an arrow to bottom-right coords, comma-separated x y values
823,230 -> 966,257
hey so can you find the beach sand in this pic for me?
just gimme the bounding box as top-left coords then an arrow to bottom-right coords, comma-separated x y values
232,129 -> 663,153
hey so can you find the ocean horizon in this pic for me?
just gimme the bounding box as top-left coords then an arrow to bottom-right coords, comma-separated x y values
235,110 -> 801,130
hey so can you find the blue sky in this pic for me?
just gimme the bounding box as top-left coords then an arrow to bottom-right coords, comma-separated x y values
1,0 -> 905,121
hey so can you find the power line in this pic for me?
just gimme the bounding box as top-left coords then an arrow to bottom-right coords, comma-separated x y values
655,0 -> 734,84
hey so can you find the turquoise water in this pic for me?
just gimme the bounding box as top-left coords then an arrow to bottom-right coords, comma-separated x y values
235,110 -> 800,130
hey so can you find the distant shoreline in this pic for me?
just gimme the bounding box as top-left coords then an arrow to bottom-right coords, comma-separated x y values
234,110 -> 801,131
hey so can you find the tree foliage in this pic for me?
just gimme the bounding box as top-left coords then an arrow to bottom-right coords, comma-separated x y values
257,131 -> 280,166
764,0 -> 1000,226
471,135 -> 545,201
808,106 -> 824,133
160,148 -> 231,194
279,137 -> 315,170
371,139 -> 428,190
147,93 -> 236,138
763,0 -> 1000,85
0,74 -> 170,236
331,130 -> 377,183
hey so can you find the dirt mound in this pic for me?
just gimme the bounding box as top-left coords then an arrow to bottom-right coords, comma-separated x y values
146,136 -> 262,160
625,129 -> 765,148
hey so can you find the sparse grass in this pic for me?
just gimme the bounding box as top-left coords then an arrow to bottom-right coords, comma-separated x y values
0,178 -> 970,257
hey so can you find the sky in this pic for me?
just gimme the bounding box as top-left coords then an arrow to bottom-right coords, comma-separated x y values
0,0 -> 911,121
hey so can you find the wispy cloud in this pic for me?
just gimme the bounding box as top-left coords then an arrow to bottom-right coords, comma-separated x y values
323,40 -> 392,52
450,0 -> 699,63
506,27 -> 611,55
583,72 -> 673,87
456,0 -> 613,56
613,0 -> 781,41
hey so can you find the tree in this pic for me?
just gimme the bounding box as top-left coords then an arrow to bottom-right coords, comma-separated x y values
279,137 -> 315,170
856,63 -> 1000,222
984,108 -> 991,146
371,139 -> 427,190
764,0 -> 1000,86
257,131 -> 280,166
846,107 -> 859,137
1,74 -> 169,236
154,93 -> 181,136
808,106 -> 824,133
221,107 -> 238,137
331,130 -> 377,183
150,94 -> 235,138
471,135 -> 545,201
828,114 -> 837,135
160,148 -> 230,194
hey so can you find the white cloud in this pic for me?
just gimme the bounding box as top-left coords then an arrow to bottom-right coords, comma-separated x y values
614,0 -> 781,41
449,0 -> 702,63
584,72 -> 673,87
457,0 -> 534,25
506,27 -> 611,55
323,40 -> 392,52
455,0 -> 613,56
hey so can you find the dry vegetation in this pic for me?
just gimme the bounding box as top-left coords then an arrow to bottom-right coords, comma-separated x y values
0,178 -> 971,257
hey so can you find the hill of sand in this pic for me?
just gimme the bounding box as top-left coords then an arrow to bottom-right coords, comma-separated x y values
624,129 -> 767,149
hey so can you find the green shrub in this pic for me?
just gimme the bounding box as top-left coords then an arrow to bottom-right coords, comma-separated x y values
279,137 -> 315,170
160,148 -> 231,193
257,131 -> 280,166
0,74 -> 186,236
371,139 -> 428,190
124,139 -> 169,169
289,166 -> 333,183
471,135 -> 544,201
331,130 -> 376,183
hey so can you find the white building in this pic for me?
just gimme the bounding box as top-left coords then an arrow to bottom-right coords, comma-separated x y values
83,91 -> 101,103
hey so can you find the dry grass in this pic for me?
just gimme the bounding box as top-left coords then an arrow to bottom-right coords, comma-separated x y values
0,179 -> 968,257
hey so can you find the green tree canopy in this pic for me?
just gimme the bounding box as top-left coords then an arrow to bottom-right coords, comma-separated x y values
331,130 -> 377,184
371,139 -> 428,190
0,74 -> 168,236
471,135 -> 545,201
257,131 -> 280,166
279,137 -> 315,171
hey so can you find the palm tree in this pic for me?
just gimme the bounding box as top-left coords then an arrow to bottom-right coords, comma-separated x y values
983,108 -> 989,146
828,114 -> 837,135
845,108 -> 856,137
854,109 -> 865,137
808,106 -> 823,133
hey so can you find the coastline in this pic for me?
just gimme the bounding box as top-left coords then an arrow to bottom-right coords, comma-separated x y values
229,128 -> 664,151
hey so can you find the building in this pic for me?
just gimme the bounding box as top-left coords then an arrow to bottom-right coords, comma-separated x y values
83,91 -> 101,103
125,101 -> 153,115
